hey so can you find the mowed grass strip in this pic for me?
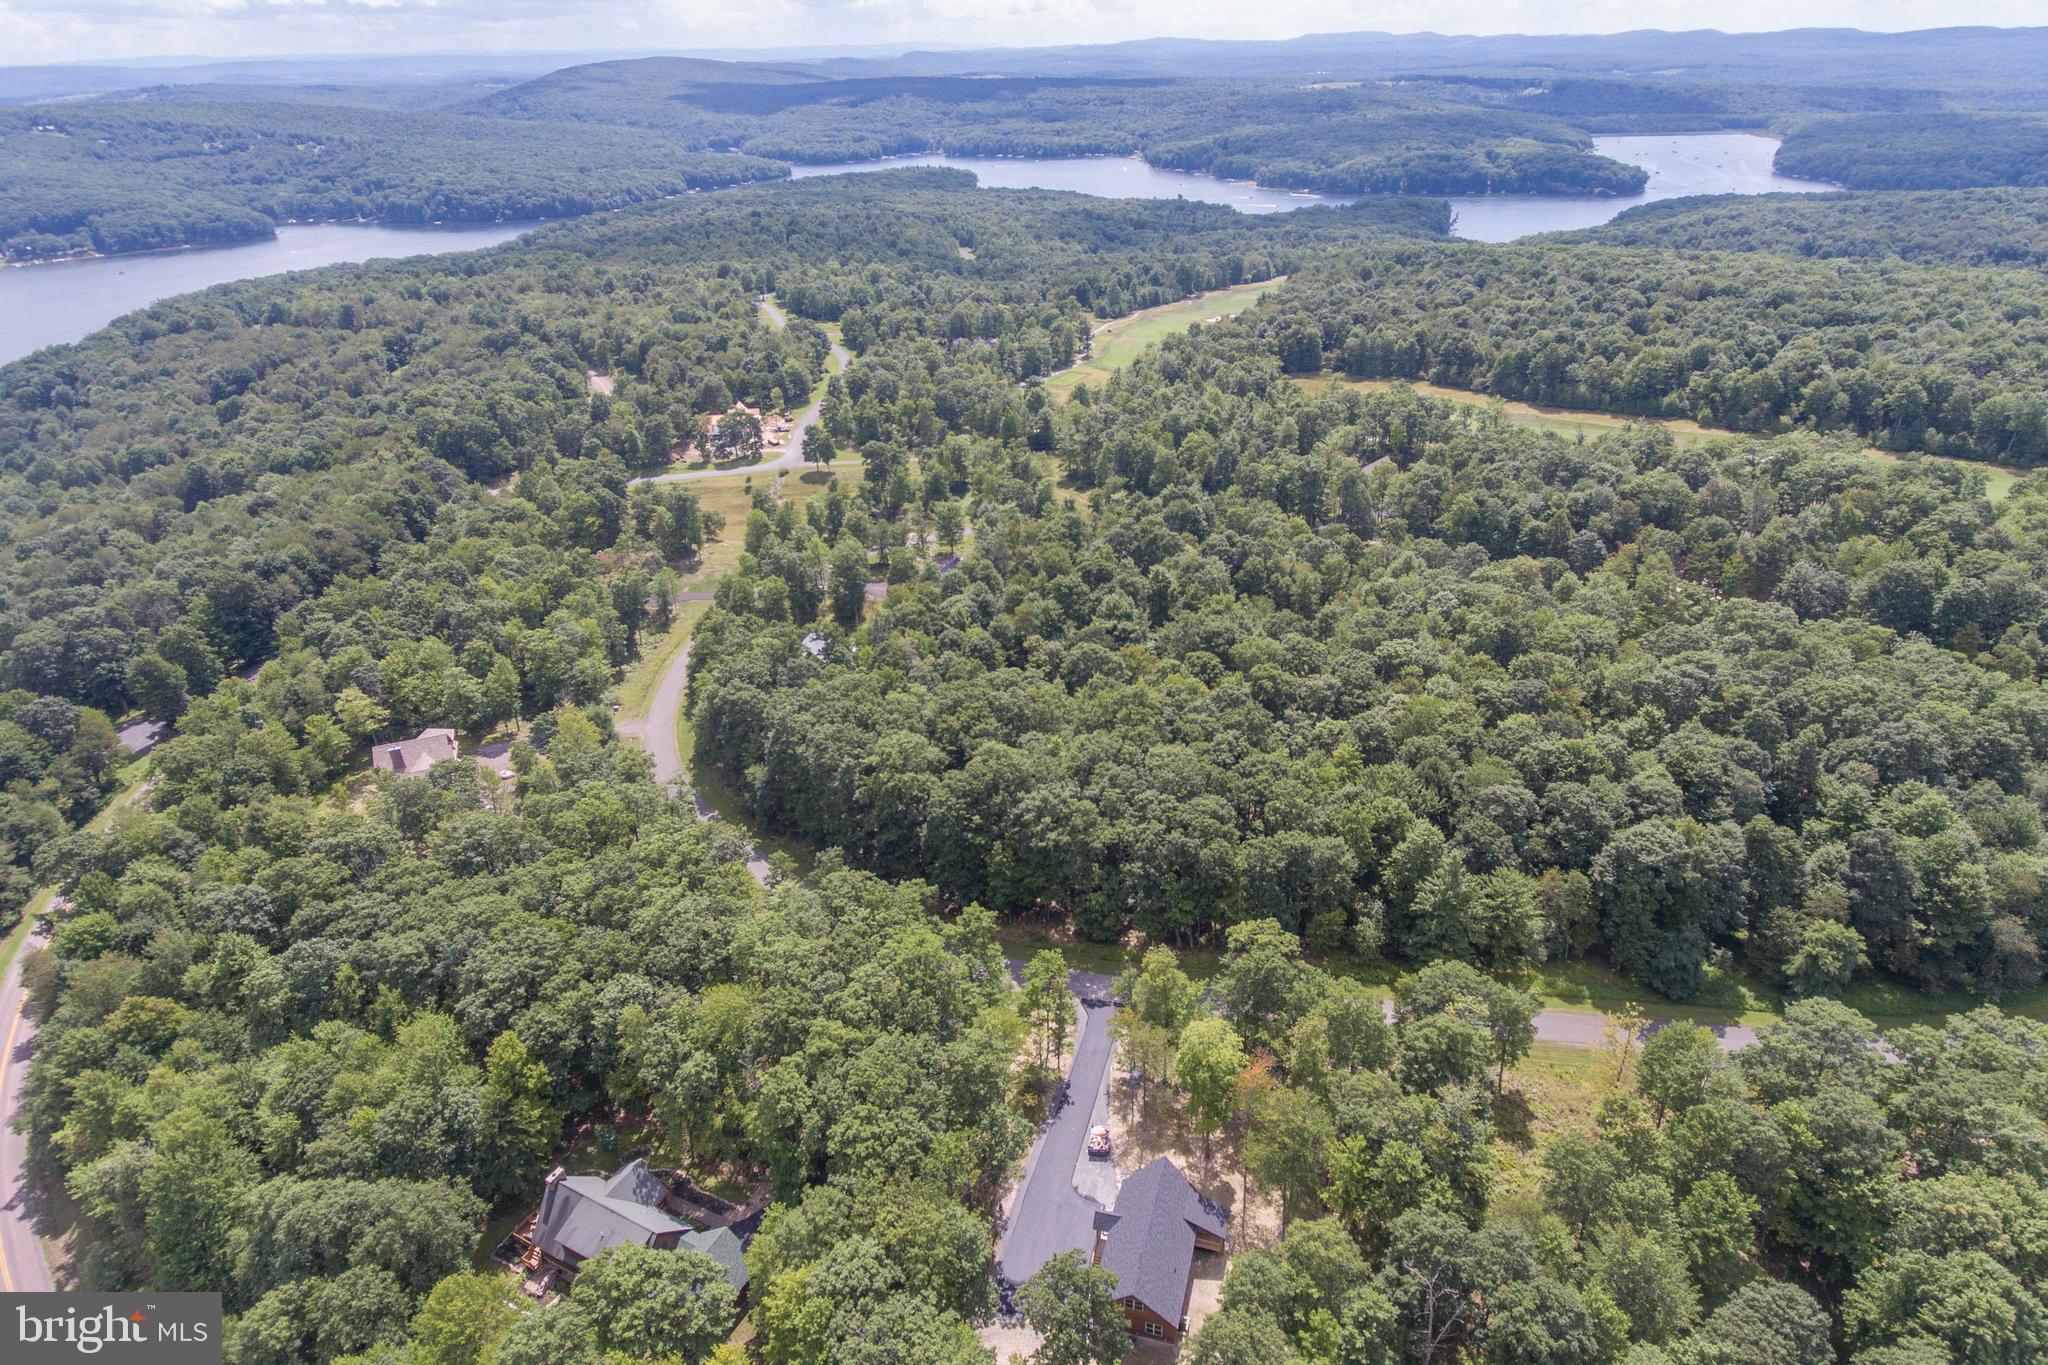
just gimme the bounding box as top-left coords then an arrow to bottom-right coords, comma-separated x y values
1295,373 -> 2030,501
1045,278 -> 1285,399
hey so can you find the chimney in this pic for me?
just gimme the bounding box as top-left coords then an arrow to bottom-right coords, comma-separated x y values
538,1166 -> 566,1230
386,745 -> 406,771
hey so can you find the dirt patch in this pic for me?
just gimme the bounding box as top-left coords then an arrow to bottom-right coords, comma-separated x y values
1184,1247 -> 1227,1341
1105,1076 -> 1281,1253
980,1323 -> 1040,1362
586,370 -> 614,396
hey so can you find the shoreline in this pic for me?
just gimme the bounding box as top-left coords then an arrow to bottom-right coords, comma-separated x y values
1,214 -> 548,271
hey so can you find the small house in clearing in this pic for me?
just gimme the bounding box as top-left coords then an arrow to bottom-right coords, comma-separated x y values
371,727 -> 458,777
1092,1157 -> 1227,1343
513,1160 -> 749,1304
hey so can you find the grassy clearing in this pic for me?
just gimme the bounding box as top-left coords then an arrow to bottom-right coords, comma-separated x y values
1295,373 -> 1722,446
685,462 -> 860,581
1507,1042 -> 1620,1137
1045,278 -> 1284,399
1296,374 -> 2030,501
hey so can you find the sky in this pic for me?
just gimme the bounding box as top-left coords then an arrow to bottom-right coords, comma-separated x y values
2,0 -> 2044,67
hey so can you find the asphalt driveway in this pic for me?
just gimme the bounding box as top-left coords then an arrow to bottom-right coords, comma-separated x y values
996,969 -> 1119,1287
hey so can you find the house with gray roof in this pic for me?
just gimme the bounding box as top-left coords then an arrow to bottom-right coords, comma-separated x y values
371,726 -> 458,777
1091,1158 -> 1227,1343
516,1160 -> 749,1304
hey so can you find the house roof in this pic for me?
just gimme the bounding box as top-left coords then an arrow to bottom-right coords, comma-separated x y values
532,1161 -> 750,1295
682,1226 -> 750,1295
1092,1158 -> 1227,1326
371,727 -> 459,775
534,1159 -> 692,1264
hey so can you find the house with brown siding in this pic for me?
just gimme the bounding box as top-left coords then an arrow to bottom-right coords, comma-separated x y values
1091,1158 -> 1227,1344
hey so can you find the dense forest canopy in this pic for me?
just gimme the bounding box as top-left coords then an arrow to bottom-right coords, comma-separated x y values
696,304 -> 2048,1002
1558,187 -> 2048,268
0,100 -> 785,262
0,173 -> 1442,923
1259,245 -> 2048,463
10,38 -> 2048,1359
1774,113 -> 2048,190
475,63 -> 1651,197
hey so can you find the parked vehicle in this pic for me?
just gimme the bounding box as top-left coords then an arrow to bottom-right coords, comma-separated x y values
1087,1125 -> 1112,1160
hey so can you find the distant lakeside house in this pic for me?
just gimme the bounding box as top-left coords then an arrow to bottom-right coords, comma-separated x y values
511,1159 -> 749,1305
1092,1157 -> 1227,1343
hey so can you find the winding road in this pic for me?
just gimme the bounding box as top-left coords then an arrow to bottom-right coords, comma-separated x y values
617,637 -> 772,887
621,609 -> 1762,1056
628,297 -> 850,489
0,927 -> 54,1292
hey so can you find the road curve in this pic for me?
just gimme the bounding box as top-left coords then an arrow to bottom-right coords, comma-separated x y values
630,298 -> 849,488
0,927 -> 54,1292
617,638 -> 772,887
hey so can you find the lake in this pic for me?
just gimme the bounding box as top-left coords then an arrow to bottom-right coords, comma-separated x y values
790,132 -> 1838,241
0,221 -> 530,366
1,133 -> 1832,365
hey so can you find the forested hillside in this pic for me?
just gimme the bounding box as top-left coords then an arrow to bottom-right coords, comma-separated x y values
477,62 -> 1652,196
0,173 -> 1436,924
1261,246 -> 2048,462
699,311 -> 2048,1000
1775,112 -> 2048,190
10,162 -> 2048,1364
0,100 -> 784,261
1558,187 -> 2048,268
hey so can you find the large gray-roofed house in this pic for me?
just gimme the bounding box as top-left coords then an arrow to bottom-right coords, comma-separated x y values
522,1159 -> 749,1301
1091,1157 -> 1227,1343
371,726 -> 458,776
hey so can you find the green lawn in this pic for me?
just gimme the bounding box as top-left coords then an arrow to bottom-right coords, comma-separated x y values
1045,279 -> 1283,399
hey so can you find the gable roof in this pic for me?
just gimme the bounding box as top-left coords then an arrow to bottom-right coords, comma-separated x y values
534,1159 -> 691,1264
372,727 -> 459,775
1093,1158 -> 1227,1326
681,1225 -> 750,1295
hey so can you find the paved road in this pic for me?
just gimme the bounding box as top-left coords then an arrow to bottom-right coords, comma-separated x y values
995,967 -> 1120,1287
0,928 -> 53,1292
1537,1007 -> 1757,1053
630,298 -> 849,489
115,720 -> 162,755
616,638 -> 772,887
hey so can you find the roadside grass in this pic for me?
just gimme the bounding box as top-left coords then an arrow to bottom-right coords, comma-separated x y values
1511,956 -> 2048,1032
990,924 -> 1141,978
2,752 -> 154,1288
0,752 -> 155,976
615,602 -> 704,724
1045,278 -> 1283,399
672,666 -> 820,879
1295,373 -> 2030,500
1506,1042 -> 1620,1138
987,923 -> 2032,1043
